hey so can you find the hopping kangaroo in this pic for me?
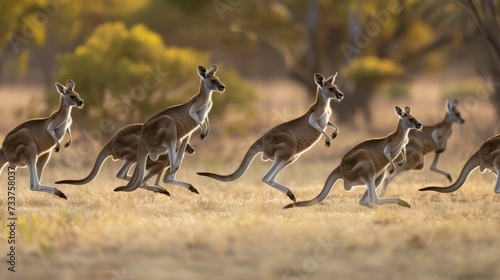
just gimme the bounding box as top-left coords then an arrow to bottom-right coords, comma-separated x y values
114,64 -> 225,194
379,100 -> 465,197
420,134 -> 500,194
0,80 -> 84,199
55,124 -> 194,196
198,73 -> 344,202
284,106 -> 422,209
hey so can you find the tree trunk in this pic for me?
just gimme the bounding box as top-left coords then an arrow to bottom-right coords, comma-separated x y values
492,70 -> 500,130
334,84 -> 374,128
0,48 -> 13,85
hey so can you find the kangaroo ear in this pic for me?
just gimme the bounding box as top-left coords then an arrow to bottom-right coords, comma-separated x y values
314,73 -> 325,87
446,100 -> 453,111
404,106 -> 411,114
395,106 -> 405,117
198,66 -> 208,78
452,99 -> 458,108
207,64 -> 218,75
325,72 -> 338,84
55,82 -> 67,95
66,79 -> 75,91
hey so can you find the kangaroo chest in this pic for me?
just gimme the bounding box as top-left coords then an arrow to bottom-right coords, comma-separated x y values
32,117 -> 70,152
294,109 -> 331,153
175,118 -> 198,138
53,117 -> 71,139
432,128 -> 452,144
195,101 -> 212,121
167,101 -> 211,139
389,137 -> 408,159
315,109 -> 331,130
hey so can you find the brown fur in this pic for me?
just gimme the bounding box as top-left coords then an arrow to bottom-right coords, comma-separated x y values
198,73 -> 344,202
114,65 -> 225,194
0,80 -> 84,199
379,100 -> 465,196
284,106 -> 423,209
55,124 -> 194,195
420,134 -> 500,193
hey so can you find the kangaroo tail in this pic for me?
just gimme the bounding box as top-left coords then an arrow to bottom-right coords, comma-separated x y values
419,151 -> 480,193
0,148 -> 7,176
114,141 -> 147,192
56,143 -> 112,185
284,166 -> 341,209
197,143 -> 261,182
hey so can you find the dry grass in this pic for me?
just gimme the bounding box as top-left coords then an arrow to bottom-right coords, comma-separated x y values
1,80 -> 499,280
1,157 -> 500,280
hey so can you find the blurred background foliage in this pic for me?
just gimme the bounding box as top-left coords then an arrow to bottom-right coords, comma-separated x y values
56,22 -> 257,130
0,0 -> 499,138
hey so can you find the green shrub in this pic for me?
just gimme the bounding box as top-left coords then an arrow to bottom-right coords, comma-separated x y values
343,56 -> 404,86
56,22 -> 257,134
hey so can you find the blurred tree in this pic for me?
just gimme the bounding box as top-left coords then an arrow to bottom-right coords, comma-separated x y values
0,0 -> 52,81
4,0 -> 490,130
57,22 -> 257,136
341,56 -> 404,124
31,0 -> 150,87
458,0 -> 500,127
201,0 -> 466,126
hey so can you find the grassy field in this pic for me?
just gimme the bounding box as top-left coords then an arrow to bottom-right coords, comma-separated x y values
1,80 -> 499,280
1,155 -> 499,280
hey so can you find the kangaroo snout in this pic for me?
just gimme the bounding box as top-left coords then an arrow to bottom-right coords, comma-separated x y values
336,91 -> 344,100
219,84 -> 226,91
77,100 -> 84,107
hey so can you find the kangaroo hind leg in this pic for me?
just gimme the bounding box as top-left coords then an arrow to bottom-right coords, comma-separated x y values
116,160 -> 134,180
430,152 -> 452,182
262,158 -> 296,202
162,138 -> 199,195
494,160 -> 500,193
36,152 -> 52,181
27,155 -> 67,199
164,172 -> 199,194
140,165 -> 170,196
359,176 -> 379,208
0,149 -> 7,175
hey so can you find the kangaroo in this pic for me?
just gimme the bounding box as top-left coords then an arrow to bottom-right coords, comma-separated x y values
197,73 -> 344,202
55,123 -> 194,196
284,106 -> 423,209
379,100 -> 465,197
419,134 -> 500,194
0,80 -> 84,199
114,64 -> 225,194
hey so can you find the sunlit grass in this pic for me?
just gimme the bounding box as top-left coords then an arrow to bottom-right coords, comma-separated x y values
1,158 -> 499,280
0,85 -> 498,279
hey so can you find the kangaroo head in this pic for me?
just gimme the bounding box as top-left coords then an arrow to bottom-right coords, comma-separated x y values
198,64 -> 226,92
445,100 -> 465,124
55,80 -> 84,108
314,72 -> 344,102
395,105 -> 422,131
